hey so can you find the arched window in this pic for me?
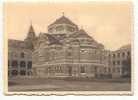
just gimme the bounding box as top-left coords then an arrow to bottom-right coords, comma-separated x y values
20,61 -> 26,68
21,52 -> 25,58
27,61 -> 32,69
12,60 -> 18,68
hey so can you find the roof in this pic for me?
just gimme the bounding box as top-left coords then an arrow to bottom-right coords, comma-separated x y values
42,33 -> 62,45
48,16 -> 77,27
119,44 -> 131,50
8,39 -> 32,49
69,29 -> 92,39
28,24 -> 35,33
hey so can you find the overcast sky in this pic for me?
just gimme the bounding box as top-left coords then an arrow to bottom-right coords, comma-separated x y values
4,2 -> 132,50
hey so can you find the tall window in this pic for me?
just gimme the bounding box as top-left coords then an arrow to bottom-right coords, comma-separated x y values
122,52 -> 125,57
27,61 -> 32,69
80,66 -> 85,73
127,51 -> 130,56
117,61 -> 120,65
12,60 -> 18,68
20,61 -> 26,68
113,54 -> 116,58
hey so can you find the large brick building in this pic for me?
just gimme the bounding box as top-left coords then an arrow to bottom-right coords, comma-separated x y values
8,15 -> 131,78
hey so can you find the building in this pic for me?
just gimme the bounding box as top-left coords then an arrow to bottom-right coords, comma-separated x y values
8,15 -> 131,78
8,25 -> 35,77
108,44 -> 131,78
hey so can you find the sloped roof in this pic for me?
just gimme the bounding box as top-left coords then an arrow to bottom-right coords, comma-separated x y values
43,33 -> 62,45
48,16 -> 77,27
69,29 -> 92,39
28,24 -> 35,33
8,39 -> 31,49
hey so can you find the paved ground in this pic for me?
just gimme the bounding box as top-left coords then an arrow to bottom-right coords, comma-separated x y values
8,78 -> 131,91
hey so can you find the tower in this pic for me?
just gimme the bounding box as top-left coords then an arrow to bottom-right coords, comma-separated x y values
24,24 -> 36,50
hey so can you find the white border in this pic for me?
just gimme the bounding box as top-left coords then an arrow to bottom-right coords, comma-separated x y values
1,0 -> 138,99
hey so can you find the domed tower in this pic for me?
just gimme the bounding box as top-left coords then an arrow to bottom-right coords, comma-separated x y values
24,24 -> 36,50
48,13 -> 79,35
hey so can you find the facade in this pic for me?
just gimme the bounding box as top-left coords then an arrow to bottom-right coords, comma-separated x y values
108,45 -> 131,78
8,25 -> 35,77
8,15 -> 131,78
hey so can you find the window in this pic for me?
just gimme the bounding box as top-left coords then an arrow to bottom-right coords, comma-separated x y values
8,60 -> 10,67
94,66 -> 97,72
21,52 -> 25,58
80,66 -> 85,73
104,67 -> 106,73
113,61 -> 115,65
20,61 -> 26,68
27,61 -> 32,69
20,70 -> 26,75
11,70 -> 18,76
109,54 -> 111,58
12,60 -> 18,68
113,54 -> 116,58
127,51 -> 130,56
117,61 -> 120,65
122,52 -> 125,57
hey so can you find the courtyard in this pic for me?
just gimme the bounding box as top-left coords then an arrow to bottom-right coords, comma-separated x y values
8,77 -> 131,91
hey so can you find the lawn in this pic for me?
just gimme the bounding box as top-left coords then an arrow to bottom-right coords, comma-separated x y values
8,77 -> 131,91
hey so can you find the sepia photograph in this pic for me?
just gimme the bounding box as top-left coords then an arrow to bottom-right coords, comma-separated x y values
4,1 -> 133,95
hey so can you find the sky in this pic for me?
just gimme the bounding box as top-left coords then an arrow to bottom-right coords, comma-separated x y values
4,2 -> 133,50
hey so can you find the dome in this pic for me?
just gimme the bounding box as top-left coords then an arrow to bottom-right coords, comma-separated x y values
48,16 -> 77,27
48,15 -> 78,34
